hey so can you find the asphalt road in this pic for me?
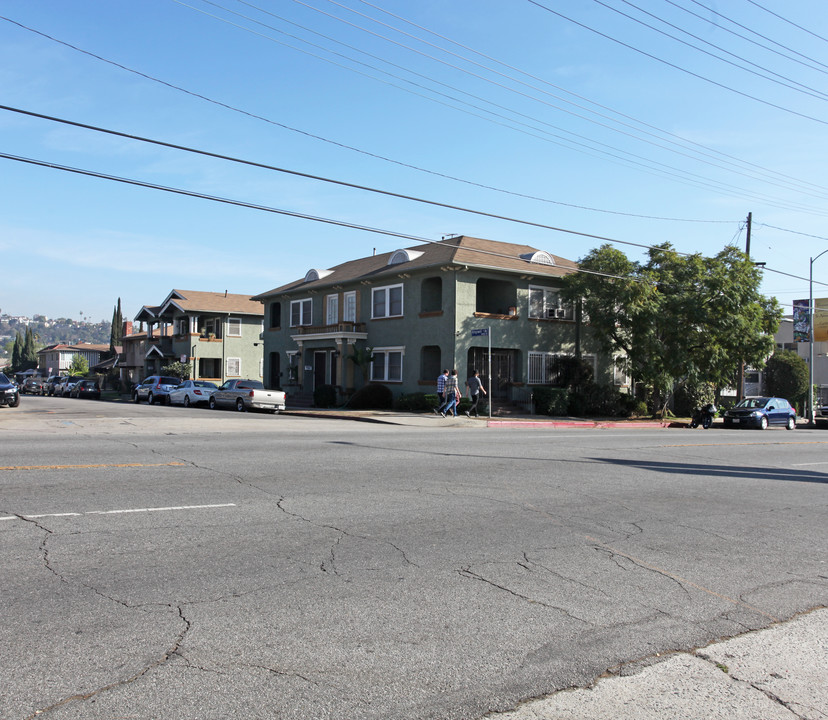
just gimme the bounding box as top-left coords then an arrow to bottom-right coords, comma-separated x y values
2,396 -> 826,719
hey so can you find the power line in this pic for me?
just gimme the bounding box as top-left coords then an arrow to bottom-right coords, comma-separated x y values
598,0 -> 828,102
0,14 -> 742,224
0,150 -> 650,285
672,0 -> 828,75
744,0 -> 828,45
169,0 -> 828,211
525,0 -> 828,126
0,104 -> 703,254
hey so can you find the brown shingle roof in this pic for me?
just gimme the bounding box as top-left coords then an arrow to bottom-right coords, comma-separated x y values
252,236 -> 578,300
160,290 -> 263,317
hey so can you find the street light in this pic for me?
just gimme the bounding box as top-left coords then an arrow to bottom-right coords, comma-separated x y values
808,250 -> 828,425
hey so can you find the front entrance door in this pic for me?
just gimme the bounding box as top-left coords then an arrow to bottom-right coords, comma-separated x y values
313,351 -> 327,390
468,348 -> 515,400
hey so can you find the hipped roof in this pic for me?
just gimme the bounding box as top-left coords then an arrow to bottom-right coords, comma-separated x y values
252,236 -> 578,300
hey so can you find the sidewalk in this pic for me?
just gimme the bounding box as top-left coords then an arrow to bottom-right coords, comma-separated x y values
280,407 -> 681,429
489,608 -> 827,720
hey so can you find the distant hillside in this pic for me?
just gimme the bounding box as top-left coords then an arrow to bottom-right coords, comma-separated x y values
0,315 -> 112,357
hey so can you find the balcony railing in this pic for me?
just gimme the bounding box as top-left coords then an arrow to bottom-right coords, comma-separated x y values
292,322 -> 367,336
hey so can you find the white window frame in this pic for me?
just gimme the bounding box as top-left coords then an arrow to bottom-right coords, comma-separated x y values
370,346 -> 404,382
528,286 -> 573,320
343,291 -> 357,322
227,317 -> 242,337
371,284 -> 404,319
290,298 -> 312,327
326,294 -> 339,325
226,357 -> 241,377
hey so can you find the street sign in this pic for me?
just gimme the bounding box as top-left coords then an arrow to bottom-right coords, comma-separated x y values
471,328 -> 489,337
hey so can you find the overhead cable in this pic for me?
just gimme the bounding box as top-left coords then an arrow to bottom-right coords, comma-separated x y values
0,14 -> 743,223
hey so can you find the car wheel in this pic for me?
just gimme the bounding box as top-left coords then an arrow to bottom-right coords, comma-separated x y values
786,416 -> 796,431
164,395 -> 171,406
133,392 -> 140,403
9,395 -> 19,408
209,396 -> 217,410
184,395 -> 191,408
759,415 -> 768,430
148,393 -> 155,405
236,398 -> 246,412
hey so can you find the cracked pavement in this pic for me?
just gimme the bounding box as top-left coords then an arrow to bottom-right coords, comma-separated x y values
1,400 -> 826,719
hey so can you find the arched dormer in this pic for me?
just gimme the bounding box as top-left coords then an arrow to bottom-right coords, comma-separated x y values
520,250 -> 555,266
388,249 -> 424,266
305,268 -> 334,282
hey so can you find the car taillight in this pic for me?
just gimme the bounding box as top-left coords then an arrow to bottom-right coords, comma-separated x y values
249,390 -> 255,397
194,389 -> 202,395
156,383 -> 162,389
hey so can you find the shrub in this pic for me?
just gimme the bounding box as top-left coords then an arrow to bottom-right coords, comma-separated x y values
531,386 -> 570,416
313,384 -> 337,408
396,392 -> 437,413
346,383 -> 394,410
568,382 -> 629,417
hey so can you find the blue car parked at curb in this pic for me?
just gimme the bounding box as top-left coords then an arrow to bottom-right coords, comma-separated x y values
722,396 -> 796,430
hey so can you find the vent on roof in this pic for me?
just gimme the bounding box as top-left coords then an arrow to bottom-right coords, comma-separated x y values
388,249 -> 424,266
305,268 -> 334,282
520,251 -> 555,266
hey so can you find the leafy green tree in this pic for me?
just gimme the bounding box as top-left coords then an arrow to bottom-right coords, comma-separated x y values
69,354 -> 89,376
564,243 -> 781,413
763,350 -> 809,406
160,361 -> 191,379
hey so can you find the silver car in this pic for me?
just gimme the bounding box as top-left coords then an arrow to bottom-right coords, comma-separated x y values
167,380 -> 218,407
133,376 -> 181,405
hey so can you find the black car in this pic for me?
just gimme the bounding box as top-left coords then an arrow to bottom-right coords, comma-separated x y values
45,376 -> 62,396
70,379 -> 101,400
0,372 -> 20,408
722,396 -> 797,430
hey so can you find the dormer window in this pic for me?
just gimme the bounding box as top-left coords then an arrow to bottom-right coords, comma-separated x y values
305,269 -> 334,282
388,249 -> 424,266
520,251 -> 555,266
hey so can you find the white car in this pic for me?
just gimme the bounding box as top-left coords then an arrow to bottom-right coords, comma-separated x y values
167,379 -> 218,407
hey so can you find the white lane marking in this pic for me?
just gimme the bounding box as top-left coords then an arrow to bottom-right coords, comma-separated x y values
792,461 -> 828,466
0,503 -> 236,521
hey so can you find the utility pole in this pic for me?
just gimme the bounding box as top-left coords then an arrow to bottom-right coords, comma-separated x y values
736,212 -> 752,402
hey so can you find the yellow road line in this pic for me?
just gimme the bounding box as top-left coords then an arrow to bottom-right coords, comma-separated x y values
0,462 -> 188,471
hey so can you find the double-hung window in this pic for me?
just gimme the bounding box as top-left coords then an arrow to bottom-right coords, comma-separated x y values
226,357 -> 241,377
370,347 -> 403,382
529,286 -> 573,320
290,299 -> 312,327
326,294 -> 339,325
227,317 -> 242,337
343,291 -> 357,323
372,284 -> 403,319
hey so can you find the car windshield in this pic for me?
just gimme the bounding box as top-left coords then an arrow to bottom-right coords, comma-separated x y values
0,373 -> 10,384
160,377 -> 180,385
735,397 -> 770,409
194,381 -> 216,388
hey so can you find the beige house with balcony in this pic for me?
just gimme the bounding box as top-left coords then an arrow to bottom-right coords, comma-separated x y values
121,290 -> 264,386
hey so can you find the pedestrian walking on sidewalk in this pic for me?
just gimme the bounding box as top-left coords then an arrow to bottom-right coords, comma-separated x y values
465,369 -> 487,417
438,369 -> 460,417
433,369 -> 449,415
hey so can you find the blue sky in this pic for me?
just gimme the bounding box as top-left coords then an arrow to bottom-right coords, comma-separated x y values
1,0 -> 827,323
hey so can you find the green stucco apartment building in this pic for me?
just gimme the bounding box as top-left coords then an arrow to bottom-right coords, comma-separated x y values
253,236 -> 619,404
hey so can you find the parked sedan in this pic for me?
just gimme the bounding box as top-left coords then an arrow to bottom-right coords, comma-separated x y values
70,379 -> 101,400
167,380 -> 218,407
45,376 -> 62,396
22,377 -> 45,395
0,372 -> 20,408
133,376 -> 181,404
722,396 -> 796,430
